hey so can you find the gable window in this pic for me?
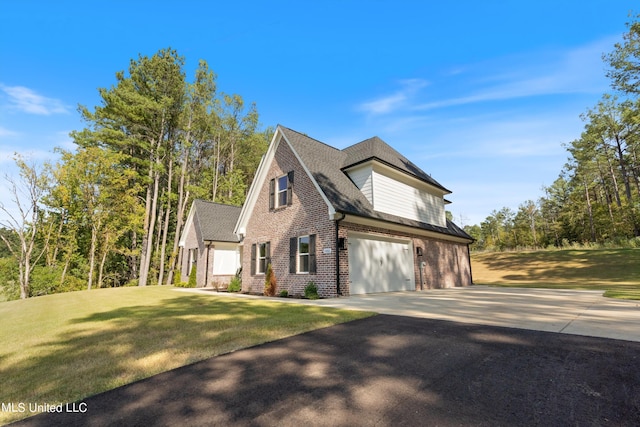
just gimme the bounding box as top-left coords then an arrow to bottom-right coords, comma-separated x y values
277,175 -> 288,207
290,234 -> 316,274
251,242 -> 270,275
269,171 -> 294,210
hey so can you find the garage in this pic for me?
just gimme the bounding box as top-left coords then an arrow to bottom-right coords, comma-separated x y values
347,232 -> 415,294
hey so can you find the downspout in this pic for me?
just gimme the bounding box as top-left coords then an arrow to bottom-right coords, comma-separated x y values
335,212 -> 346,296
204,243 -> 211,289
467,244 -> 473,285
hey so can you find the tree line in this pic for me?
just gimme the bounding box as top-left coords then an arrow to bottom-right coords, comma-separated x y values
1,48 -> 271,299
465,15 -> 640,251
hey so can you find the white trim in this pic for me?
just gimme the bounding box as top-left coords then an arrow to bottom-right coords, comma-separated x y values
279,130 -> 337,217
344,159 -> 451,196
234,129 -> 282,237
179,201 -> 197,247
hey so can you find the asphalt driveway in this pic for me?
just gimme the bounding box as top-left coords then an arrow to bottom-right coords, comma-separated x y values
13,314 -> 640,426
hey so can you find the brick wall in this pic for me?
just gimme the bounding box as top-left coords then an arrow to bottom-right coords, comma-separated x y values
179,221 -> 214,287
241,139 -> 338,298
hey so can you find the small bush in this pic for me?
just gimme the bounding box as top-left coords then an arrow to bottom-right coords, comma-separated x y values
279,290 -> 288,298
264,263 -> 276,296
187,265 -> 197,288
228,277 -> 241,292
304,281 -> 319,300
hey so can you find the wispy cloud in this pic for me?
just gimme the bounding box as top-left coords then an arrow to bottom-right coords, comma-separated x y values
414,37 -> 614,111
358,79 -> 429,115
0,84 -> 69,115
357,37 -> 615,115
0,126 -> 19,138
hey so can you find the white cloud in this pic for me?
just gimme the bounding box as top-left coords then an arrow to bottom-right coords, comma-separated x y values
357,37 -> 615,116
358,79 -> 429,115
414,37 -> 614,111
0,126 -> 19,137
0,84 -> 70,115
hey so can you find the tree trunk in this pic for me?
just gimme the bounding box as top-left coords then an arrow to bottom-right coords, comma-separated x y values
87,222 -> 98,290
166,116 -> 193,285
583,178 -> 596,241
140,167 -> 161,286
138,163 -> 155,286
97,233 -> 109,288
158,156 -> 173,286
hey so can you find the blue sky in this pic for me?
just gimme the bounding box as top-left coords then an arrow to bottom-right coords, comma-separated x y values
0,1 -> 637,226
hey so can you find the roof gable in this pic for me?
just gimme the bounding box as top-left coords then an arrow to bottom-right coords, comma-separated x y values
342,136 -> 450,193
183,200 -> 241,244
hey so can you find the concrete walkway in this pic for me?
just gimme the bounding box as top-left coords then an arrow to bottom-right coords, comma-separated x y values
180,286 -> 640,342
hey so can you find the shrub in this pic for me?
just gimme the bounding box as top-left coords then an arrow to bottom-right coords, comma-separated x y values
264,263 -> 276,296
279,290 -> 288,298
228,276 -> 241,292
187,265 -> 197,288
304,281 -> 319,300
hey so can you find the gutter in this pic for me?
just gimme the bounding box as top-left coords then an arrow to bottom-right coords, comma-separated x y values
334,212 -> 346,296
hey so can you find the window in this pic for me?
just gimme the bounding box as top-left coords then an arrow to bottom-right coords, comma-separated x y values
298,236 -> 310,273
277,175 -> 288,207
258,242 -> 267,274
188,248 -> 198,270
290,234 -> 316,274
251,242 -> 270,275
269,171 -> 294,210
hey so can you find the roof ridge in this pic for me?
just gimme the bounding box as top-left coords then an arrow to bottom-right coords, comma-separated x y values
194,199 -> 242,208
278,125 -> 343,152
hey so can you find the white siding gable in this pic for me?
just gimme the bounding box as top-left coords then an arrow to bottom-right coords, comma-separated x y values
346,164 -> 374,204
372,171 -> 446,227
346,162 -> 446,227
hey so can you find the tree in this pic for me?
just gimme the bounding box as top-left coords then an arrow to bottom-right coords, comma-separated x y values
605,14 -> 640,96
0,156 -> 50,299
77,48 -> 186,287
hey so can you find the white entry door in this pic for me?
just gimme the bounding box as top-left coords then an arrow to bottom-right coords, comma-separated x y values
347,233 -> 415,294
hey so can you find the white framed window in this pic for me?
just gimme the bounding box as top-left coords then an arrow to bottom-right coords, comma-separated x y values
298,235 -> 310,273
257,242 -> 267,274
289,234 -> 316,274
251,242 -> 270,276
269,171 -> 293,210
277,174 -> 289,207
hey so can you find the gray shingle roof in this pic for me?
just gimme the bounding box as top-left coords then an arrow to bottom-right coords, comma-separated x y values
279,126 -> 472,241
193,200 -> 241,243
342,136 -> 450,193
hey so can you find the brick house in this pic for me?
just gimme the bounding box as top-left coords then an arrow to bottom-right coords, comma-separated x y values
234,125 -> 473,297
178,200 -> 242,288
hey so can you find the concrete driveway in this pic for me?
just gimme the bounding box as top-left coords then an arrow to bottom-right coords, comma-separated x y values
184,285 -> 640,342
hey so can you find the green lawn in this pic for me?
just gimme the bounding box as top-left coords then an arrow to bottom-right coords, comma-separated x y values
0,286 -> 373,424
472,248 -> 640,299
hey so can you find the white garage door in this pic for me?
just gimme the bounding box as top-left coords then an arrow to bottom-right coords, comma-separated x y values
347,233 -> 415,295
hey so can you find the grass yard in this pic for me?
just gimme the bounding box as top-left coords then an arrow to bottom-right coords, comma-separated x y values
472,248 -> 640,299
0,287 -> 373,424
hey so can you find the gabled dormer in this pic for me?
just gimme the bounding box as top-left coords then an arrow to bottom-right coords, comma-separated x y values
342,136 -> 450,228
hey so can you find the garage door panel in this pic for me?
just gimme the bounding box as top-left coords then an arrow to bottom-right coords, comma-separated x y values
348,234 -> 414,295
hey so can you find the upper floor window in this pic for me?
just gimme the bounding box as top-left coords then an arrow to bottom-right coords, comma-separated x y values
269,171 -> 294,210
277,175 -> 288,207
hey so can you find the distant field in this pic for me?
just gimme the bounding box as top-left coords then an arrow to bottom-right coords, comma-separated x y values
0,287 -> 373,424
471,248 -> 640,300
